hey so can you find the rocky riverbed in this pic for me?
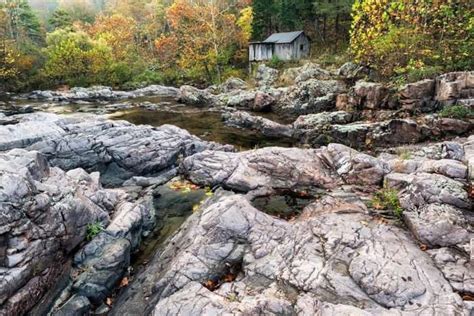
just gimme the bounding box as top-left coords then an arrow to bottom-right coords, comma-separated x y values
0,63 -> 473,315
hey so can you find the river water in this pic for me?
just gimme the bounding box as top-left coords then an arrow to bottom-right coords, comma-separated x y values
1,95 -> 295,150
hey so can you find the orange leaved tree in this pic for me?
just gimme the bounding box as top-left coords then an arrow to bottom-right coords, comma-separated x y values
155,0 -> 249,84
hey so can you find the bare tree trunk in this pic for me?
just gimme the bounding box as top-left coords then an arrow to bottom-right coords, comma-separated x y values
322,15 -> 327,43
209,1 -> 222,83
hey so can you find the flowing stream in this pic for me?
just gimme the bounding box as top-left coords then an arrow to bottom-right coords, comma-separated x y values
2,95 -> 295,150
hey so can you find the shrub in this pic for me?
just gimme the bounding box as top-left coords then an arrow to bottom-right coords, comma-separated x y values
350,0 -> 474,79
369,188 -> 403,218
439,105 -> 474,120
315,52 -> 349,69
221,66 -> 246,82
86,221 -> 104,240
398,149 -> 412,160
403,65 -> 444,83
121,69 -> 163,89
268,55 -> 283,68
43,29 -> 105,86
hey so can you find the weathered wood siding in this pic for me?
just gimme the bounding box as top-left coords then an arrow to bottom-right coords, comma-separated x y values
274,43 -> 293,60
290,34 -> 310,59
249,43 -> 274,61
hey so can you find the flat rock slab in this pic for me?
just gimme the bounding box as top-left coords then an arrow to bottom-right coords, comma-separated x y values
0,149 -> 116,314
23,85 -> 179,102
0,112 -> 232,186
111,192 -> 467,315
181,146 -> 341,193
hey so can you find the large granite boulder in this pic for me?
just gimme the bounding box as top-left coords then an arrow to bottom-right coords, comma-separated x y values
181,147 -> 341,193
222,90 -> 275,112
367,119 -> 429,147
132,85 -> 180,97
222,111 -> 294,138
383,158 -> 467,180
224,91 -> 256,109
253,91 -> 275,111
433,117 -> 473,136
69,199 -> 153,305
276,79 -> 347,115
218,77 -> 248,93
292,111 -> 354,129
399,79 -> 436,111
0,113 -> 232,186
337,62 -> 369,80
464,135 -> 474,188
23,85 -> 179,102
280,63 -> 332,85
436,71 -> 474,104
350,81 -> 390,110
254,64 -> 279,87
26,86 -> 130,102
178,85 -> 221,107
397,172 -> 472,249
294,63 -> 333,83
110,192 -> 468,315
0,149 -> 151,315
428,247 -> 474,295
325,143 -> 388,185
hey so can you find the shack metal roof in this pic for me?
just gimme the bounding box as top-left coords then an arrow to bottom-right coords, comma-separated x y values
263,31 -> 305,44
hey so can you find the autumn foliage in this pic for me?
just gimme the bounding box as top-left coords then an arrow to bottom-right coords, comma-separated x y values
155,0 -> 252,83
350,0 -> 473,79
86,14 -> 137,60
1,0 -> 472,91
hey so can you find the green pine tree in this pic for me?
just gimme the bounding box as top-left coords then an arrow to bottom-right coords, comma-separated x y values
252,0 -> 275,40
48,8 -> 72,30
2,0 -> 42,44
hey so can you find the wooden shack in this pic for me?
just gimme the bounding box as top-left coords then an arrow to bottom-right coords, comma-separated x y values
249,31 -> 310,62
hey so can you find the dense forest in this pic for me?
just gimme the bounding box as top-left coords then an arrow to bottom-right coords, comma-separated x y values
0,0 -> 473,91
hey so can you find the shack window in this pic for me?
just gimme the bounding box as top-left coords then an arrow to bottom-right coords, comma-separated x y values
300,44 -> 304,51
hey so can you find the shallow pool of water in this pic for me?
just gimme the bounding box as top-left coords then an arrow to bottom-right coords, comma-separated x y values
252,191 -> 315,220
2,96 -> 296,150
110,107 -> 294,150
131,182 -> 206,269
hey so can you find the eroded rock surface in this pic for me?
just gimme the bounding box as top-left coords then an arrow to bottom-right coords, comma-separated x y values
222,111 -> 293,138
223,110 -> 472,150
399,79 -> 435,111
428,247 -> 474,295
0,113 -> 232,186
178,85 -> 221,107
436,71 -> 474,104
147,139 -> 472,315
276,79 -> 347,115
0,149 -> 152,315
182,146 -> 340,193
2,66 -> 474,316
255,64 -> 279,87
398,172 -> 472,248
280,63 -> 333,85
112,191 -> 469,315
23,85 -> 179,102
337,62 -> 369,80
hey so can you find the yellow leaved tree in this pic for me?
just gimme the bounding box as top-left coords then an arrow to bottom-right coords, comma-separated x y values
155,0 -> 249,84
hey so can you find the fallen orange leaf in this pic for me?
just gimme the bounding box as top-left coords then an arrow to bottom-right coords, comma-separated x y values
223,274 -> 236,282
462,294 -> 474,301
106,297 -> 113,306
119,277 -> 129,288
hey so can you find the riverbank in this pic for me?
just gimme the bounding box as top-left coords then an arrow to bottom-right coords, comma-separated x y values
1,62 -> 473,315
